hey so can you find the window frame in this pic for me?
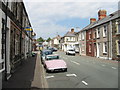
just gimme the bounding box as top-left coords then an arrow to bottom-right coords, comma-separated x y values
116,40 -> 120,55
103,42 -> 107,54
96,28 -> 100,39
103,26 -> 107,37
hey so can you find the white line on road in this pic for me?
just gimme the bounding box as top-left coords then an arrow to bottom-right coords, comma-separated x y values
66,74 -> 77,77
82,81 -> 88,86
45,75 -> 54,79
112,67 -> 117,69
71,61 -> 80,65
102,64 -> 105,66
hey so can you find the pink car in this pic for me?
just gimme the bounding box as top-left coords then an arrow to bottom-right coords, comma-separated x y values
44,54 -> 67,72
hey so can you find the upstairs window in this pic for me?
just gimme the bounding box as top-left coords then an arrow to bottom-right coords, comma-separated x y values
103,26 -> 107,37
116,21 -> 120,34
79,33 -> 81,40
89,31 -> 91,39
82,32 -> 84,40
96,28 -> 100,39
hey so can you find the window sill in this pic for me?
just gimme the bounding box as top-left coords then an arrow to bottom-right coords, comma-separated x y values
117,54 -> 120,56
116,33 -> 120,35
103,36 -> 107,38
96,37 -> 100,39
103,52 -> 107,55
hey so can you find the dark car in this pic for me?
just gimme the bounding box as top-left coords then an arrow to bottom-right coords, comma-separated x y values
41,50 -> 53,64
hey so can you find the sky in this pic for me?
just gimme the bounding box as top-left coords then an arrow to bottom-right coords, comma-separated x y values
23,0 -> 119,39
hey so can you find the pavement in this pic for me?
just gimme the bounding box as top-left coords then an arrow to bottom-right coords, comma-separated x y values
2,51 -> 48,89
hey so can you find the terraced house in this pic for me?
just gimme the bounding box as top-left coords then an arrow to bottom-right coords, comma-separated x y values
78,9 -> 120,60
0,0 -> 35,81
111,10 -> 120,60
91,10 -> 120,60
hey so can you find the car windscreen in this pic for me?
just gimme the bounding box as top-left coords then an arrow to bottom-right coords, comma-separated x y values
46,56 -> 59,60
69,50 -> 74,51
43,51 -> 52,55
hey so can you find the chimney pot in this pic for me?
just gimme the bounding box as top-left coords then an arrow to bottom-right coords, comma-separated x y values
98,10 -> 107,20
90,18 -> 96,23
71,28 -> 74,33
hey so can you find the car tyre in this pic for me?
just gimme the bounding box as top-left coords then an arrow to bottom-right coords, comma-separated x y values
64,68 -> 67,72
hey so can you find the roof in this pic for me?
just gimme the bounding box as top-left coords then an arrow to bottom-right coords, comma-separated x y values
76,10 -> 120,33
91,10 -> 120,28
64,31 -> 76,37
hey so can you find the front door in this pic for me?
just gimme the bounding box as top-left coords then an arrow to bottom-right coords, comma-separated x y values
97,43 -> 100,58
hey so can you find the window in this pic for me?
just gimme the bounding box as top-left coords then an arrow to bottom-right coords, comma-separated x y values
82,32 -> 84,40
82,43 -> 85,52
79,33 -> 81,40
89,31 -> 91,39
66,38 -> 69,41
116,40 -> 120,55
96,28 -> 100,38
103,26 -> 107,37
116,21 -> 120,34
103,42 -> 107,53
118,24 -> 120,33
89,43 -> 92,52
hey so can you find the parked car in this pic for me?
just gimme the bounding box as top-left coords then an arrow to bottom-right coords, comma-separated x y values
32,52 -> 36,57
48,47 -> 58,52
66,49 -> 75,55
41,50 -> 53,64
44,54 -> 67,72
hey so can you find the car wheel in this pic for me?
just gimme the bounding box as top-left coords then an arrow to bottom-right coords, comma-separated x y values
64,68 -> 67,72
46,69 -> 49,73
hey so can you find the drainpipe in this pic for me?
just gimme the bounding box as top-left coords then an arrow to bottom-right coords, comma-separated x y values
20,3 -> 23,63
110,21 -> 112,60
4,1 -> 8,81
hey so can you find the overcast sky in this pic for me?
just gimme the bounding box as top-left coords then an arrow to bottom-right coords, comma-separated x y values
24,0 -> 119,39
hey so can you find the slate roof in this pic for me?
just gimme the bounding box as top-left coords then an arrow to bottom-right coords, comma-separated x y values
64,31 -> 76,37
91,10 -> 120,28
76,10 -> 120,34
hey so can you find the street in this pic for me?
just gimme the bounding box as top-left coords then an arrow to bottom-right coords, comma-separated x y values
44,51 -> 118,88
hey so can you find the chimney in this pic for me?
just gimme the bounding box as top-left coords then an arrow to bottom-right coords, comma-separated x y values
90,18 -> 96,23
71,28 -> 74,33
98,10 -> 107,20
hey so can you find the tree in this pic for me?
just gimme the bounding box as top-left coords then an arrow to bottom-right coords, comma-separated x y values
37,37 -> 45,42
46,37 -> 51,42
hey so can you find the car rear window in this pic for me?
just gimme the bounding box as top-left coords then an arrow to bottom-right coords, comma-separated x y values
47,56 -> 59,60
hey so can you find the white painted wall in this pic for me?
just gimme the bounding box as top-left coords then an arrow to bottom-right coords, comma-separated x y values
53,38 -> 59,45
6,17 -> 11,74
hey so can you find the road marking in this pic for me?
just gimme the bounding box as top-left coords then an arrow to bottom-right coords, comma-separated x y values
71,61 -> 80,65
102,64 -> 105,66
112,67 -> 117,69
45,75 -> 54,79
86,61 -> 89,63
66,74 -> 77,77
82,81 -> 88,86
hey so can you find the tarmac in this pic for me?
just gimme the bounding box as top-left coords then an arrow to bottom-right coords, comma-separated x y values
2,51 -> 48,90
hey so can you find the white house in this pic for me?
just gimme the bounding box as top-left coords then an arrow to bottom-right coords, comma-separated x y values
61,28 -> 76,51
